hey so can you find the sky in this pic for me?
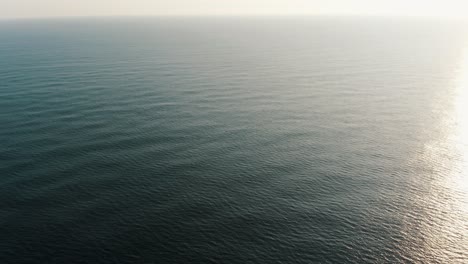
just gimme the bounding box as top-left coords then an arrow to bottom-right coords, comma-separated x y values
1,0 -> 468,19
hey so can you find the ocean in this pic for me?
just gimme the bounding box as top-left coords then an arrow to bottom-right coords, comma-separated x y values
0,17 -> 467,263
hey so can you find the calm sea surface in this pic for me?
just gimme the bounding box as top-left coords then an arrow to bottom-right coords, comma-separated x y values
1,17 -> 467,263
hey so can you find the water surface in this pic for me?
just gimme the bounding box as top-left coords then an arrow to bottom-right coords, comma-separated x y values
1,17 -> 467,263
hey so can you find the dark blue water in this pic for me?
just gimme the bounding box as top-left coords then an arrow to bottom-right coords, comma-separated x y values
1,17 -> 468,263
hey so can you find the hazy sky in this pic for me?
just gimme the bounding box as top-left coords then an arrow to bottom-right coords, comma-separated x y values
1,0 -> 468,19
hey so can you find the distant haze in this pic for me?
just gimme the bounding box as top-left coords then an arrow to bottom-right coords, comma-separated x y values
1,0 -> 468,19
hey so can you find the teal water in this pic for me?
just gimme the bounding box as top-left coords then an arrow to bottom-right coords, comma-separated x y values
1,17 -> 468,263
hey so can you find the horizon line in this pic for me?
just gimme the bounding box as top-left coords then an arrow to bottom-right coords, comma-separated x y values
1,13 -> 467,22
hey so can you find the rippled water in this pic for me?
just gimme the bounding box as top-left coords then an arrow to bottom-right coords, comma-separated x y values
1,17 -> 467,263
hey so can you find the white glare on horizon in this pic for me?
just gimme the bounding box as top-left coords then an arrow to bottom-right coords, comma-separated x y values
1,0 -> 468,19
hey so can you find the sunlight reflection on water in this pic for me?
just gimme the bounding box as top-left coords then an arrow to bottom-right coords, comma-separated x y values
431,46 -> 468,262
412,45 -> 468,263
453,48 -> 468,198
